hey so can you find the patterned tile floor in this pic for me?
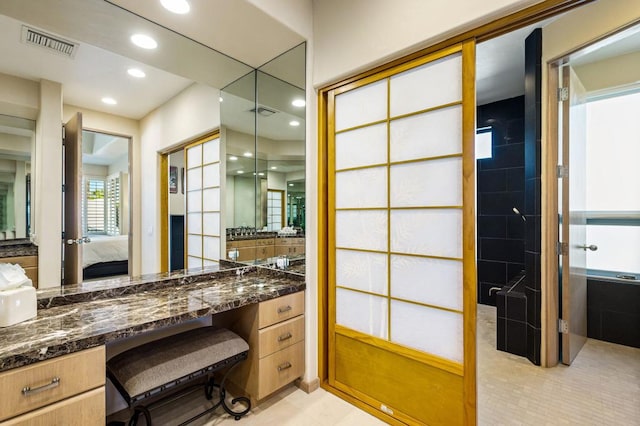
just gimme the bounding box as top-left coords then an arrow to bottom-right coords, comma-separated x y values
119,304 -> 640,425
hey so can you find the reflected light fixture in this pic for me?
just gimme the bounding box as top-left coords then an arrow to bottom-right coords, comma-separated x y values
229,156 -> 238,161
237,170 -> 244,174
292,99 -> 305,107
289,120 -> 300,127
243,152 -> 252,157
270,166 -> 277,170
127,68 -> 146,78
131,34 -> 158,49
102,97 -> 117,105
288,183 -> 294,187
160,0 -> 190,14
258,172 -> 265,176
219,97 -> 223,102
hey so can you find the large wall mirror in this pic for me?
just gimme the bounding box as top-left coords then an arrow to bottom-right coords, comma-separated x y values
0,114 -> 34,241
0,0 -> 304,287
222,43 -> 306,272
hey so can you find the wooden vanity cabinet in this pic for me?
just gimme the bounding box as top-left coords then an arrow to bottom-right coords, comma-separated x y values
0,256 -> 38,288
0,346 -> 105,424
274,238 -> 305,257
216,291 -> 305,404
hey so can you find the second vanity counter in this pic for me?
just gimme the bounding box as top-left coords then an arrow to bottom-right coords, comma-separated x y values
0,266 -> 305,373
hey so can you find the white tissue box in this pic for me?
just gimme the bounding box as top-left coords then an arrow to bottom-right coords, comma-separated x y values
0,285 -> 37,327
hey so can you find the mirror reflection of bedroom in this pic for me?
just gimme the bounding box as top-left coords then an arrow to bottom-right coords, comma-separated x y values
81,130 -> 130,280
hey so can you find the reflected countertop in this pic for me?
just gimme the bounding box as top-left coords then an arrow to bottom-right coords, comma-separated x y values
0,266 -> 305,373
0,239 -> 38,258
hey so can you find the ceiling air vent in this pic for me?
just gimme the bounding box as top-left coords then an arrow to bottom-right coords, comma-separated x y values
249,106 -> 277,117
21,26 -> 77,58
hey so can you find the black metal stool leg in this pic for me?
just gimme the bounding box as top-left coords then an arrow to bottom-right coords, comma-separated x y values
217,360 -> 251,420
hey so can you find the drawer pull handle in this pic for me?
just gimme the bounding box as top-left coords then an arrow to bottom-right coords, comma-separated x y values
278,362 -> 292,371
277,305 -> 292,314
278,332 -> 293,342
22,377 -> 60,396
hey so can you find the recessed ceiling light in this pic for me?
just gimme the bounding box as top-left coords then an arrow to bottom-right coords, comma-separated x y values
131,34 -> 157,49
243,152 -> 252,157
288,183 -> 294,187
237,170 -> 244,174
219,97 -> 223,102
127,68 -> 146,78
229,156 -> 238,161
270,166 -> 277,170
258,172 -> 265,176
160,0 -> 190,14
102,97 -> 117,105
289,120 -> 300,127
292,99 -> 305,107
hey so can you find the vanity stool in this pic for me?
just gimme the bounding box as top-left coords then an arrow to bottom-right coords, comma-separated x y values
107,327 -> 251,425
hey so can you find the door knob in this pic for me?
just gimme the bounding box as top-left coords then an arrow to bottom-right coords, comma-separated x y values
579,244 -> 598,251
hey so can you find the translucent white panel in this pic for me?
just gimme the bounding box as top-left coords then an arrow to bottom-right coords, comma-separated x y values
336,210 -> 387,251
187,234 -> 202,257
187,256 -> 202,270
203,212 -> 220,236
335,167 -> 387,209
336,249 -> 388,295
391,255 -> 462,311
336,288 -> 388,339
203,236 -> 220,260
335,124 -> 387,170
390,158 -> 462,207
335,79 -> 387,131
187,213 -> 202,235
586,225 -> 640,274
187,168 -> 202,191
202,163 -> 220,188
203,259 -> 218,267
390,105 -> 462,163
390,54 -> 462,117
187,190 -> 201,213
391,209 -> 462,258
391,300 -> 463,362
187,144 -> 202,169
202,188 -> 220,212
202,139 -> 220,164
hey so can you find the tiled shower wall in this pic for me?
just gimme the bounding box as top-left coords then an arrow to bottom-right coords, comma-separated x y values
476,96 -> 526,306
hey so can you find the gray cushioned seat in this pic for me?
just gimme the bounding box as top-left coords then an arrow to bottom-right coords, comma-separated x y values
107,327 -> 249,399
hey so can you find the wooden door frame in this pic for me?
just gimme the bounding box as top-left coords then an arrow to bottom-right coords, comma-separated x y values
317,0 -> 593,423
159,130 -> 220,273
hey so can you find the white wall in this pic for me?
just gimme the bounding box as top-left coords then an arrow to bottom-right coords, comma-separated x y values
35,80 -> 62,288
139,83 -> 220,274
0,72 -> 39,119
311,0 -> 543,87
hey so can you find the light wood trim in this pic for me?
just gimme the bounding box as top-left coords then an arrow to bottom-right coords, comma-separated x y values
326,90 -> 337,386
295,377 -> 320,394
159,154 -> 169,273
259,315 -> 305,358
1,387 -> 104,426
335,325 -> 463,376
0,346 -> 105,422
258,292 -> 305,329
461,38 -> 478,426
320,383 -> 404,426
543,63 -> 561,367
560,65 -> 571,365
257,340 -> 304,399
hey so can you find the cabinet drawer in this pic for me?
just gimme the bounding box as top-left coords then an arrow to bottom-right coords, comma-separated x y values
1,387 -> 104,426
255,238 -> 274,247
255,245 -> 274,260
258,315 -> 304,358
226,240 -> 255,249
0,346 -> 105,422
258,340 -> 304,399
259,292 -> 304,329
0,256 -> 37,269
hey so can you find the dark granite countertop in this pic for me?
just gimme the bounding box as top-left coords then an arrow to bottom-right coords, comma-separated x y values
0,266 -> 305,373
0,240 -> 38,258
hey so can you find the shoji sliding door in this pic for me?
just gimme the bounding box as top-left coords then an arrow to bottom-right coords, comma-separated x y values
325,41 -> 476,425
185,133 -> 221,269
